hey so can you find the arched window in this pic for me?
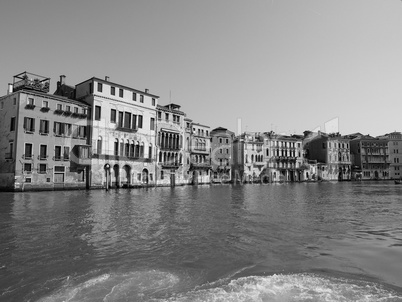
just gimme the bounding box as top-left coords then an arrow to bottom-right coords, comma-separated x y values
148,144 -> 153,159
97,136 -> 102,154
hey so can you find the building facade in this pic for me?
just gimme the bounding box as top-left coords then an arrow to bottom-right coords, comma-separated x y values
75,76 -> 158,188
380,132 -> 402,180
188,122 -> 211,184
156,103 -> 187,186
303,132 -> 351,181
349,134 -> 390,180
264,132 -> 304,182
0,72 -> 90,191
210,127 -> 234,183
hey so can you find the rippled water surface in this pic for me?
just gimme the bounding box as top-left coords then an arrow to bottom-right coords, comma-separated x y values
1,182 -> 402,301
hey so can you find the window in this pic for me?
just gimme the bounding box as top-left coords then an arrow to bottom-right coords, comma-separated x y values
24,163 -> 32,173
160,170 -> 164,179
74,107 -> 79,113
28,98 -> 34,105
10,117 -> 16,131
42,100 -> 49,108
54,146 -> 62,160
65,123 -> 72,136
110,109 -> 116,123
39,145 -> 47,160
148,145 -> 152,158
78,126 -> 86,138
89,83 -> 93,94
97,83 -> 103,92
140,95 -> 144,103
157,112 -> 162,120
152,98 -> 156,106
150,118 -> 155,131
54,122 -> 64,136
64,147 -> 70,160
6,142 -> 13,159
133,92 -> 137,101
97,138 -> 102,154
57,103 -> 63,111
111,86 -> 115,95
38,164 -> 47,174
95,106 -> 101,121
23,117 -> 35,132
124,112 -> 131,128
137,173 -> 142,181
118,111 -> 124,127
66,105 -> 71,112
114,140 -> 119,156
39,120 -> 49,135
132,114 -> 137,129
165,113 -> 169,121
138,115 -> 143,129
25,143 -> 33,159
226,139 -> 229,144
119,88 -> 124,98
13,98 -> 16,105
323,143 -> 326,149
149,173 -> 153,181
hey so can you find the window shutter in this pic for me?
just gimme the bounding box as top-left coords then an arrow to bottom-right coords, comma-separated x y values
32,119 -> 35,132
23,117 -> 27,130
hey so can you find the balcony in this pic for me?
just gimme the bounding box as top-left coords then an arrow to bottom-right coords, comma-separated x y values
190,163 -> 211,170
54,109 -> 64,115
191,147 -> 209,155
37,155 -> 48,161
25,104 -> 36,110
13,72 -> 50,93
116,126 -> 138,133
159,162 -> 181,169
40,107 -> 50,113
22,154 -> 34,160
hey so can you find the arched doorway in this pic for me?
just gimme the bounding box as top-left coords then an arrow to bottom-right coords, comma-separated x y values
142,168 -> 149,184
113,164 -> 119,187
122,165 -> 131,187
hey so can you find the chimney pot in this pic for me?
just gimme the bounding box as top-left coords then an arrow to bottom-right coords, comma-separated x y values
60,75 -> 66,85
145,88 -> 149,93
105,76 -> 109,81
7,83 -> 13,95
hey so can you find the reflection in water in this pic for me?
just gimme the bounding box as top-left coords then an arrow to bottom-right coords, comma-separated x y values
0,182 -> 401,301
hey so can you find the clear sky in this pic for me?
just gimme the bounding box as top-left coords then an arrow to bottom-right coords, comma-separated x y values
1,0 -> 402,136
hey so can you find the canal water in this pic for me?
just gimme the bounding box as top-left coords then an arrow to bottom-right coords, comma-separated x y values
1,182 -> 402,301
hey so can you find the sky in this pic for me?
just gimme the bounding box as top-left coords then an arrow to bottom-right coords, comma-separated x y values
1,0 -> 402,137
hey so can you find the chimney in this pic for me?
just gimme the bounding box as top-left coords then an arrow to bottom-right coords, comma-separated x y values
7,83 -> 13,95
145,88 -> 149,93
105,76 -> 109,81
60,75 -> 66,86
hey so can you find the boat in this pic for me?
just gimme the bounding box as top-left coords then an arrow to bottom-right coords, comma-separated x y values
395,180 -> 402,184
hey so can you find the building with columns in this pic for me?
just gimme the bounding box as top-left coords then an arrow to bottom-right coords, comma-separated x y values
75,76 -> 158,188
156,103 -> 186,186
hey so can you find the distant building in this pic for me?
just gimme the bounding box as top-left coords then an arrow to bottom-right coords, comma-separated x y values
381,132 -> 402,179
188,122 -> 211,184
75,76 -> 158,188
232,132 -> 266,183
210,127 -> 234,183
0,72 -> 90,191
303,131 -> 351,181
264,132 -> 304,182
349,134 -> 390,180
156,103 -> 186,186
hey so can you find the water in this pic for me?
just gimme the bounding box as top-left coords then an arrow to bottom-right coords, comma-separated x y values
0,182 -> 402,301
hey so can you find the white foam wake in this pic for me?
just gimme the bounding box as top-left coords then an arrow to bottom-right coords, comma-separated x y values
163,273 -> 402,302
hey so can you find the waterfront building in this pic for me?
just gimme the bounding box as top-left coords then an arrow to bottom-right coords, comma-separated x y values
156,103 -> 186,186
303,131 -> 352,181
188,122 -> 211,184
378,132 -> 402,180
210,127 -> 235,183
348,134 -> 390,180
0,72 -> 90,191
263,132 -> 304,182
75,76 -> 158,188
232,132 -> 266,183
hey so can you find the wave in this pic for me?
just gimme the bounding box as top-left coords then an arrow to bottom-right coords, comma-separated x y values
162,273 -> 402,302
37,271 -> 402,302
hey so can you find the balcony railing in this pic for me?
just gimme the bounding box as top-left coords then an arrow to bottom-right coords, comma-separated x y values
37,155 -> 48,160
190,163 -> 211,169
116,126 -> 138,133
22,154 -> 34,160
25,104 -> 36,110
